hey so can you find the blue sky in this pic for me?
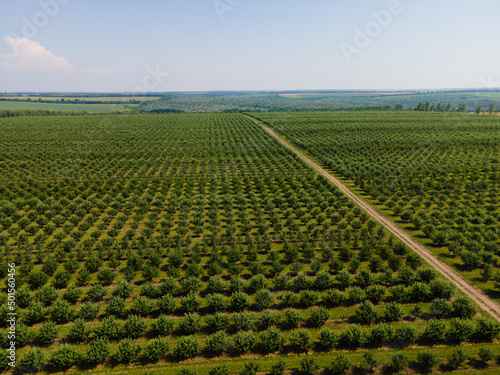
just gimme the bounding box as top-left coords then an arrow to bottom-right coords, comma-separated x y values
0,0 -> 499,92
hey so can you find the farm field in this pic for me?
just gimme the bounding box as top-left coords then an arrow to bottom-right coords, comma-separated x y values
250,111 -> 500,301
0,96 -> 162,102
1,112 -> 500,375
0,101 -> 129,113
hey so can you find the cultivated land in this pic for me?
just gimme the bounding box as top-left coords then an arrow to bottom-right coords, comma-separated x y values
0,101 -> 129,114
0,96 -> 162,102
1,112 -> 500,374
250,111 -> 500,299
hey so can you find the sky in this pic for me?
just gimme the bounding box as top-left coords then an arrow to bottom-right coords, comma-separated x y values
0,0 -> 499,92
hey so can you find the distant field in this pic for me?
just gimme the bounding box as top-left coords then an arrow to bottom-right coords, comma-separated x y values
0,101 -> 129,113
278,92 -> 415,98
0,96 -> 161,102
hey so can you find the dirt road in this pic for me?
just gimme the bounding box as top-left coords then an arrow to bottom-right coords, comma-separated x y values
248,115 -> 500,322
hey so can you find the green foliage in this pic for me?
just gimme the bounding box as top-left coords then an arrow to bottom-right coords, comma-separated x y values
85,338 -> 110,364
113,339 -> 141,363
178,313 -> 201,335
355,300 -> 378,324
69,318 -> 91,342
330,351 -> 352,375
209,364 -> 230,375
143,338 -> 169,362
48,344 -> 80,370
36,320 -> 59,345
174,335 -> 200,359
19,347 -> 46,373
307,306 -> 329,327
300,355 -> 319,374
391,352 -> 409,372
240,360 -> 261,375
232,331 -> 256,354
417,349 -> 439,371
260,327 -> 285,353
205,331 -> 230,354
448,347 -> 468,369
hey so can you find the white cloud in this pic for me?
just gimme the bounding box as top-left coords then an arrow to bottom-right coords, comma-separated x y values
0,36 -> 114,74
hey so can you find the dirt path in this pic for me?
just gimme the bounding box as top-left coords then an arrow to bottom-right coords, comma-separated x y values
248,115 -> 500,322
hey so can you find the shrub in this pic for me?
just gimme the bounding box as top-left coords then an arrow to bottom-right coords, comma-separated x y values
62,284 -> 82,304
255,289 -> 274,309
205,313 -> 230,332
69,318 -> 91,342
394,323 -> 420,346
355,300 -> 378,324
231,291 -> 251,311
53,270 -> 72,288
106,296 -> 126,317
300,355 -> 319,374
448,347 -> 468,369
36,285 -> 58,306
229,324 -> 256,352
143,338 -> 169,362
452,297 -> 477,319
122,315 -> 147,339
174,336 -> 200,359
308,306 -> 329,327
28,270 -> 49,290
299,289 -> 319,307
205,331 -> 230,354
430,298 -> 451,318
179,292 -> 201,313
330,351 -> 352,374
157,294 -> 176,314
180,276 -> 202,294
248,274 -> 269,292
131,296 -> 155,316
96,269 -> 116,286
476,317 -> 500,340
209,364 -> 230,375
289,329 -> 312,351
112,280 -> 134,299
206,293 -> 229,312
429,279 -> 456,299
260,327 -> 285,353
318,328 -> 339,349
323,289 -> 346,307
365,284 -> 387,303
270,359 -> 286,375
478,346 -> 494,363
383,302 -> 403,322
424,319 -> 446,343
51,299 -> 72,324
113,339 -> 141,363
24,300 -> 46,325
178,313 -> 201,335
85,338 -> 110,364
391,352 -> 408,372
240,360 -> 261,375
417,349 -> 439,371
48,344 -> 80,370
19,347 -> 46,372
14,323 -> 32,347
283,308 -> 303,327
340,324 -> 366,348
447,318 -> 475,342
151,315 -> 175,336
94,316 -> 121,341
360,351 -> 379,373
336,269 -> 353,289
233,311 -> 255,330
36,320 -> 58,346
369,323 -> 393,346
348,286 -> 365,303
87,283 -> 108,301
